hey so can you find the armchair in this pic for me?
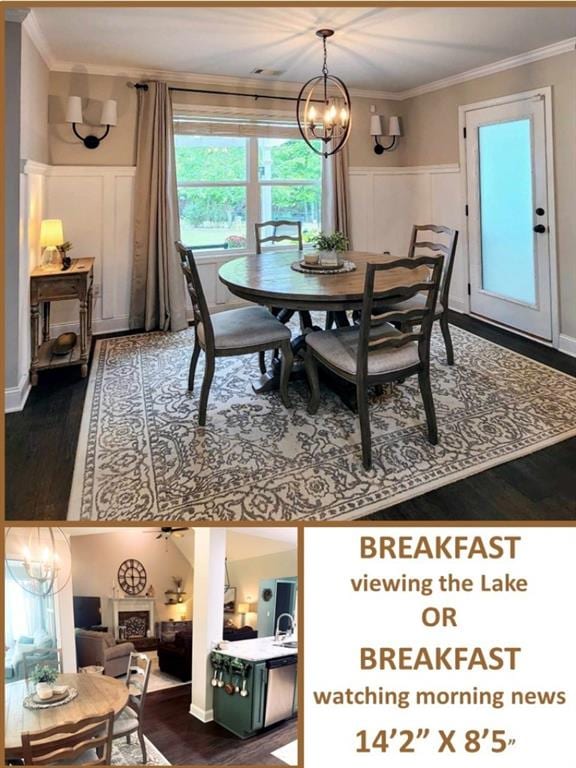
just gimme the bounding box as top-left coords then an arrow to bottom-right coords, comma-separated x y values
75,630 -> 134,677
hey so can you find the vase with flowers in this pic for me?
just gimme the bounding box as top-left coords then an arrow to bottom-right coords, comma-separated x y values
310,231 -> 349,267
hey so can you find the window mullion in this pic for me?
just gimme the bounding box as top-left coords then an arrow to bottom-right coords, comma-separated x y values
247,136 -> 260,252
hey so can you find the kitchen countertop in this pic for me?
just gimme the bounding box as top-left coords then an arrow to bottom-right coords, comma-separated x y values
215,636 -> 298,662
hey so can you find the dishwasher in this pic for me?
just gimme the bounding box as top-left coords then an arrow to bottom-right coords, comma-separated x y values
264,656 -> 298,727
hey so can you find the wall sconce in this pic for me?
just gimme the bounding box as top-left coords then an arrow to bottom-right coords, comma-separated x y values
65,96 -> 117,149
370,109 -> 402,154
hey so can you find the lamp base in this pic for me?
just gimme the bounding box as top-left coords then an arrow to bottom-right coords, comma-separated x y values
42,246 -> 58,266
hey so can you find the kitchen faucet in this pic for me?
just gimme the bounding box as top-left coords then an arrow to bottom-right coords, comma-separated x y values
274,613 -> 294,641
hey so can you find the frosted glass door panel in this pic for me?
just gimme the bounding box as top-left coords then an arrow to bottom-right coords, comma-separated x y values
479,119 -> 535,304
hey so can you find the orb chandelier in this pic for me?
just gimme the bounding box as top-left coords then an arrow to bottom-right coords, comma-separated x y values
5,527 -> 72,597
296,29 -> 351,158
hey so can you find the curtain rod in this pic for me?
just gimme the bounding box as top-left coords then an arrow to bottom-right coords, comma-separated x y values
133,82 -> 324,104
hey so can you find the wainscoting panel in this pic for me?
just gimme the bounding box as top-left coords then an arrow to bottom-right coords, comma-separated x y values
349,165 -> 466,312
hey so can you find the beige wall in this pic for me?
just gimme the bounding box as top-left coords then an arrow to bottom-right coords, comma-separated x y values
47,69 -> 404,168
401,51 -> 576,339
70,531 -> 194,629
227,549 -> 297,629
21,24 -> 50,164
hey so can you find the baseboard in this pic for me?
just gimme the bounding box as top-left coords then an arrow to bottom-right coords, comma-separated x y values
50,316 -> 131,337
559,333 -> 576,358
189,704 -> 214,723
448,297 -> 467,314
5,374 -> 31,413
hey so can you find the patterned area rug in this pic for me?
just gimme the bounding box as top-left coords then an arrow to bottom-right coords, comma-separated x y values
68,324 -> 576,521
112,735 -> 170,765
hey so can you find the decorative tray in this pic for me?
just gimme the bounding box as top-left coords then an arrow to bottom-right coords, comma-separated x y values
24,687 -> 79,710
291,260 -> 356,275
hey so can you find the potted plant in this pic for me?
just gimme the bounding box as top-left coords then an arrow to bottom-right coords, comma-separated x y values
31,664 -> 59,700
311,231 -> 349,267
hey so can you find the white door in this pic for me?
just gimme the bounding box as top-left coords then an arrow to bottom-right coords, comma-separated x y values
465,94 -> 552,340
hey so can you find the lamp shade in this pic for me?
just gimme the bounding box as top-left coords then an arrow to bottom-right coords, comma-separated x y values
100,99 -> 117,127
388,116 -> 402,137
237,602 -> 250,614
40,219 -> 64,248
369,114 -> 383,137
65,96 -> 83,124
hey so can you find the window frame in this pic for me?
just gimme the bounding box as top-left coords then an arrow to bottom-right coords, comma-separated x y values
175,134 -> 321,257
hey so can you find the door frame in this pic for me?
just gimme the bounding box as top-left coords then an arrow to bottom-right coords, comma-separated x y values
458,87 -> 559,348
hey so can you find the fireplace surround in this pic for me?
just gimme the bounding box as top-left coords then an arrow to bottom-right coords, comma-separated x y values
111,598 -> 155,640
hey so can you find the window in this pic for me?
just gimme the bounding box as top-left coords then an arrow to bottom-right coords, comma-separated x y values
174,112 -> 322,254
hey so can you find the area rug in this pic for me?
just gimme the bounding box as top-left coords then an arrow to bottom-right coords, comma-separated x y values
68,324 -> 576,521
271,740 -> 298,765
112,735 -> 170,765
118,668 -> 190,693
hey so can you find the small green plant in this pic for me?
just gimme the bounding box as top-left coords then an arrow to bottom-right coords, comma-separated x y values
311,231 -> 349,252
31,664 -> 58,685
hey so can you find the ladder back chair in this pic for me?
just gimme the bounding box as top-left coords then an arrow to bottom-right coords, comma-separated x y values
21,710 -> 114,765
23,648 -> 63,683
305,255 -> 444,469
177,241 -> 294,425
255,220 -> 306,373
375,225 -> 458,364
111,652 -> 151,763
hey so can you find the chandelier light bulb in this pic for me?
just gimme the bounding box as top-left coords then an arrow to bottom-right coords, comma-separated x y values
308,105 -> 317,123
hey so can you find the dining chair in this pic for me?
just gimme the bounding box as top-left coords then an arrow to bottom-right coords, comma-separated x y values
255,220 -> 306,373
111,652 -> 151,763
177,241 -> 294,425
23,647 -> 64,683
305,255 -> 444,469
21,710 -> 114,765
374,225 -> 459,364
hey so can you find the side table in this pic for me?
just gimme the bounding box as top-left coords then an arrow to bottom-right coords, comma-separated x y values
29,258 -> 95,385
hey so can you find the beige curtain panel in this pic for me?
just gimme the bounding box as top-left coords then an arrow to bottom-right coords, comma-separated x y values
321,143 -> 351,243
130,81 -> 187,332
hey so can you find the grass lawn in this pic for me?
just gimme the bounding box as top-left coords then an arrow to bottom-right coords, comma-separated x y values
179,223 -> 245,248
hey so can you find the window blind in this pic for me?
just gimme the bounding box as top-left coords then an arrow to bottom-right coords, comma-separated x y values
173,105 -> 301,139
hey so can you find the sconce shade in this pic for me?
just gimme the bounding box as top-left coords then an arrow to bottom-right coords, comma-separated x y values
100,99 -> 117,126
65,96 -> 83,124
237,602 -> 250,614
369,114 -> 383,137
40,219 -> 64,248
388,116 -> 402,136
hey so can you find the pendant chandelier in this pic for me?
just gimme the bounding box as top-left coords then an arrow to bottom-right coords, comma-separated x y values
296,29 -> 351,158
5,527 -> 72,597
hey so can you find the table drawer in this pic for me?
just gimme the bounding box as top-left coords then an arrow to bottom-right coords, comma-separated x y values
34,277 -> 83,301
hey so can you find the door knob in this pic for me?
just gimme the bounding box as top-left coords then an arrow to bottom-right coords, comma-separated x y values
533,224 -> 546,233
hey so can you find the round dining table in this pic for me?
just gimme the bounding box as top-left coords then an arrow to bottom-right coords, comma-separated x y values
5,673 -> 129,761
219,249 -> 426,407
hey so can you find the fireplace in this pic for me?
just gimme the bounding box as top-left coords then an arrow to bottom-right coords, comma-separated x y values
111,598 -> 155,641
118,610 -> 149,639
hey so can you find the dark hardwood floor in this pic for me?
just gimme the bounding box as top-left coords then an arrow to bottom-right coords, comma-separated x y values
142,685 -> 296,765
5,313 -> 575,521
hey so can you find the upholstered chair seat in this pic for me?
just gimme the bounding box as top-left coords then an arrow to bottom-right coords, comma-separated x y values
197,306 -> 291,350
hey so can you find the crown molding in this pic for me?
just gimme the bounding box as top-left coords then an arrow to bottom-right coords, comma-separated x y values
48,59 -> 400,101
22,10 -> 57,69
399,36 -> 576,100
5,8 -> 30,23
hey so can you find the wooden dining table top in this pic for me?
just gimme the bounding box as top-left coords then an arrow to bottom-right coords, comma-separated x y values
218,250 -> 429,311
5,673 -> 129,756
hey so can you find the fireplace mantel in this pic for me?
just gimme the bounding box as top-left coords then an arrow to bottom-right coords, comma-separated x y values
110,597 -> 155,640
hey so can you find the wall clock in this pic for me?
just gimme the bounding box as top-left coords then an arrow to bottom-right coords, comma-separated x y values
262,588 -> 273,602
117,559 -> 147,595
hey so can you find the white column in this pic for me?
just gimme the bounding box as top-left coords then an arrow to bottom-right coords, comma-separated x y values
190,528 -> 226,722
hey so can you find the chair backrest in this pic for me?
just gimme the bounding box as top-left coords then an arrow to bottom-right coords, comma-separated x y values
408,224 -> 458,307
23,647 -> 63,683
125,652 -> 152,720
175,241 -> 214,350
255,220 -> 303,255
21,710 -> 114,765
358,255 -> 445,377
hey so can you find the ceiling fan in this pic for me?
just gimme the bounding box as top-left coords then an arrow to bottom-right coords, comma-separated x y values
144,527 -> 189,540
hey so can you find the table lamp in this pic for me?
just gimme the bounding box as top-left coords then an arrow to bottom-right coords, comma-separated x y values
237,603 -> 250,627
40,219 -> 64,266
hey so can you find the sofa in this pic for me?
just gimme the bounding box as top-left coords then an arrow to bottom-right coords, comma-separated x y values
158,630 -> 192,681
75,629 -> 134,677
5,630 -> 55,681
